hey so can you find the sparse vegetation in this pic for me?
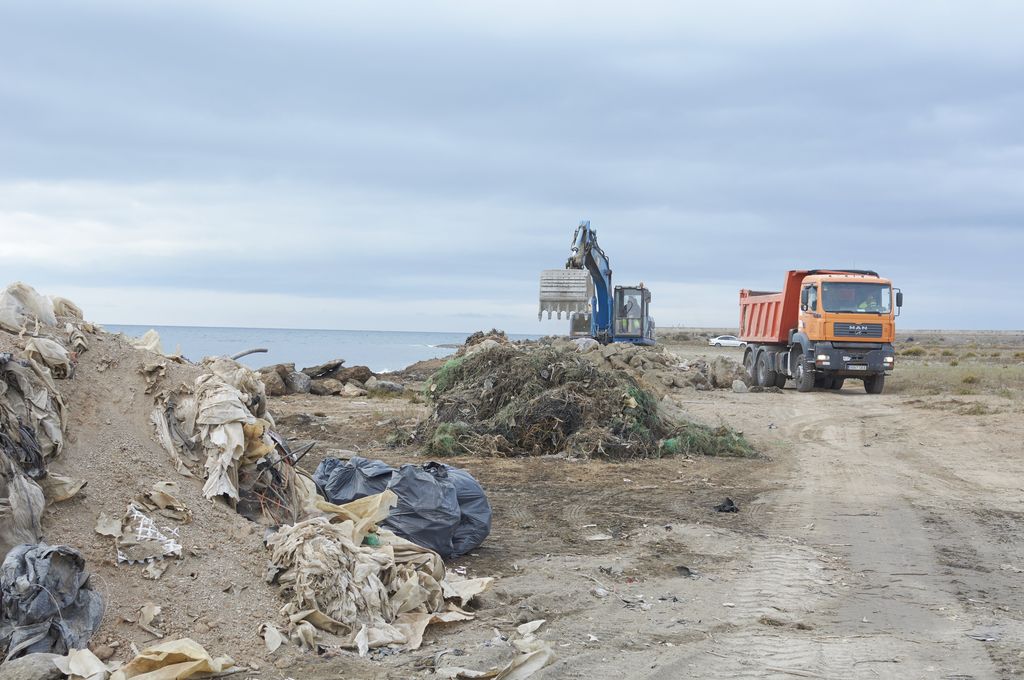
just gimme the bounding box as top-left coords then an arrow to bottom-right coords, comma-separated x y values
901,347 -> 926,357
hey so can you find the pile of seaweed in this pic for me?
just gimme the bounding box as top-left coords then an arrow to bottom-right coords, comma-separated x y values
417,342 -> 753,459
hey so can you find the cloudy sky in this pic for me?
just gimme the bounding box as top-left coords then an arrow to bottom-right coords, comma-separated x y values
1,1 -> 1022,333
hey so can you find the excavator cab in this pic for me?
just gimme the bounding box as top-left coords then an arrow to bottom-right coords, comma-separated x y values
614,286 -> 654,343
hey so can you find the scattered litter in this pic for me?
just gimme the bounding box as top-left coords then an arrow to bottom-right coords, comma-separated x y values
0,543 -> 104,659
0,282 -> 58,333
52,647 -> 113,679
143,560 -> 170,581
260,622 -> 285,654
675,565 -> 697,578
585,533 -> 613,541
137,481 -> 192,523
109,638 -> 235,680
136,602 -> 164,638
94,512 -> 122,538
714,497 -> 739,513
116,503 -> 183,564
590,587 -> 609,599
722,602 -> 736,608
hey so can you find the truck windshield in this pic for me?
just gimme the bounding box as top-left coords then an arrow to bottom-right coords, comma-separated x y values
821,283 -> 891,314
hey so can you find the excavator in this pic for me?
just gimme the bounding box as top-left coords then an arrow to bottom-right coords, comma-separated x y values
538,221 -> 655,345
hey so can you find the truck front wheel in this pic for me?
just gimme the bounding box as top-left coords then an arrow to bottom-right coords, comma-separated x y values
863,374 -> 885,394
794,355 -> 815,392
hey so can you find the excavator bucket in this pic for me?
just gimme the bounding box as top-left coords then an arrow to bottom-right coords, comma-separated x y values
539,269 -> 592,320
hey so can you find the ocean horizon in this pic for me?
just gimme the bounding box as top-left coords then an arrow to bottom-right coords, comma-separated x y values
105,324 -> 539,373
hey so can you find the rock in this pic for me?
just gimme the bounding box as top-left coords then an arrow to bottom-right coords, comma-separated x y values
257,363 -> 295,379
301,359 -> 345,379
601,343 -> 622,359
0,654 -> 63,680
92,645 -> 115,661
369,379 -> 404,394
464,339 -> 501,357
573,338 -> 600,353
341,383 -> 368,398
732,379 -> 748,393
309,378 -> 344,396
260,370 -> 287,396
284,371 -> 311,394
335,365 -> 374,384
708,356 -> 747,388
364,376 -> 379,390
748,385 -> 765,393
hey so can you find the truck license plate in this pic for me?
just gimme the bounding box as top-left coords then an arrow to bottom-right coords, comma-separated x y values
849,365 -> 867,371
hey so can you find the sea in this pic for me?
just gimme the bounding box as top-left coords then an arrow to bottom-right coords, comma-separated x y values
104,325 -> 537,373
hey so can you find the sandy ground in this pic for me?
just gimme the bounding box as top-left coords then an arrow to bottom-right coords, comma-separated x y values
271,341 -> 1024,679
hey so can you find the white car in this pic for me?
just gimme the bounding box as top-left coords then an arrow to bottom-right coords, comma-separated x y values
708,335 -> 745,347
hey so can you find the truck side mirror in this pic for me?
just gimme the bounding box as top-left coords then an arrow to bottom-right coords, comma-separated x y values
896,290 -> 903,307
800,288 -> 809,310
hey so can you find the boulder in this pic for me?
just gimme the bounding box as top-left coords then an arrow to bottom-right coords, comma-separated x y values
0,654 -> 63,680
464,339 -> 501,357
260,370 -> 287,396
732,379 -> 749,393
370,379 -> 405,394
335,365 -> 374,385
573,337 -> 600,353
284,371 -> 312,394
301,359 -> 346,379
709,356 -> 748,388
310,378 -> 345,396
341,383 -> 368,397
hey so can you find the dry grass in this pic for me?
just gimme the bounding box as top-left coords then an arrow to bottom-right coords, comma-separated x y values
889,361 -> 1024,397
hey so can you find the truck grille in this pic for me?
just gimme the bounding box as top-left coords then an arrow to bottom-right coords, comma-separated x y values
834,322 -> 883,338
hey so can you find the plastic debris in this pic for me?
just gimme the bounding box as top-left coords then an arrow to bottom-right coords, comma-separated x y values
116,504 -> 182,564
266,490 -> 491,655
0,544 -> 104,660
109,638 -> 235,680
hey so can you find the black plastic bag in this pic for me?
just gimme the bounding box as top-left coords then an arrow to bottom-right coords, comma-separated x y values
383,464 -> 461,558
435,464 -> 492,557
0,543 -> 104,660
313,456 -> 394,505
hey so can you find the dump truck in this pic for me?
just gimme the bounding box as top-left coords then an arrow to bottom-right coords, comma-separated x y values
738,270 -> 902,394
538,221 -> 655,345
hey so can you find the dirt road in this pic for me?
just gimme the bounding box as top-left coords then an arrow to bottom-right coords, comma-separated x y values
273,348 -> 1024,679
660,387 -> 1024,679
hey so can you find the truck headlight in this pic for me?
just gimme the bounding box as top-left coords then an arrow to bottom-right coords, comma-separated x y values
816,354 -> 829,361
884,356 -> 894,364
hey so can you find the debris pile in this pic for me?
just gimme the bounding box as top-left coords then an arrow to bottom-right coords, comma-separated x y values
266,490 -> 492,655
418,336 -> 755,459
422,343 -> 673,458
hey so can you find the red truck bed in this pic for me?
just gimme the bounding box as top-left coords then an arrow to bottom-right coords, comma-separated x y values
738,271 -> 805,344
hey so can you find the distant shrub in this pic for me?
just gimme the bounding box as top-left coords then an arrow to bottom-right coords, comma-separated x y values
949,360 -> 959,367
964,352 -> 977,359
941,350 -> 954,357
901,347 -> 926,357
962,374 -> 980,385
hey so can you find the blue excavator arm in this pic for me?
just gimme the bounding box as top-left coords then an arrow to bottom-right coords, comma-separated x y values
565,221 -> 614,340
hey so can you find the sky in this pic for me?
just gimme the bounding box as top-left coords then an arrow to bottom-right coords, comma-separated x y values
0,1 -> 1022,333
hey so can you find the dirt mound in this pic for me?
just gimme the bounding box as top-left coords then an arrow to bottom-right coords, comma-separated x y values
418,341 -> 752,459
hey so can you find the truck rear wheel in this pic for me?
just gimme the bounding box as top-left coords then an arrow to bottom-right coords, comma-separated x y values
830,377 -> 845,390
756,352 -> 777,388
743,349 -> 756,381
793,355 -> 815,392
863,374 -> 885,394
773,372 -> 787,389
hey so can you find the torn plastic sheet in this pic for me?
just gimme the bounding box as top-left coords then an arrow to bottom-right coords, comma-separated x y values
0,282 -> 58,334
116,504 -> 182,564
266,491 -> 492,655
0,543 -> 104,660
109,637 -> 235,680
1,353 -> 67,463
0,458 -> 45,558
23,337 -> 72,379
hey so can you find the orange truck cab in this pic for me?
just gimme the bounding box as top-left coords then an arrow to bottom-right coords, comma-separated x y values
738,269 -> 903,394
